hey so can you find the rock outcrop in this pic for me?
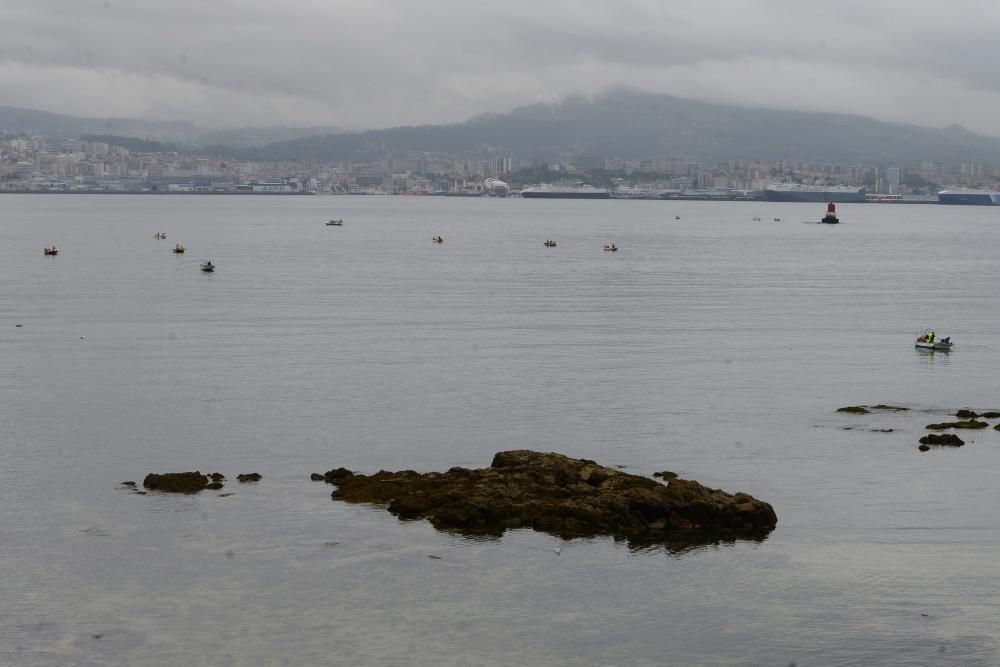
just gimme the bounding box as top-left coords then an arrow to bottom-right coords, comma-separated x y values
926,420 -> 989,430
236,473 -> 262,482
143,471 -> 213,493
919,434 -> 965,447
327,450 -> 777,545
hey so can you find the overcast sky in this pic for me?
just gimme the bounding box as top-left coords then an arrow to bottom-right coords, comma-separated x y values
4,0 -> 1000,134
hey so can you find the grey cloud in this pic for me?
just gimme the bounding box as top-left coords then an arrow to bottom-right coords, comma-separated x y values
2,1 -> 1000,134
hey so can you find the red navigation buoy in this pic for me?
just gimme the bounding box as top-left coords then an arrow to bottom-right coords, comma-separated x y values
821,202 -> 839,224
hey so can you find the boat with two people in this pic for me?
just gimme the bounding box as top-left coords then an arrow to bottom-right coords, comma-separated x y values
915,330 -> 953,350
172,244 -> 185,254
543,240 -> 557,247
326,219 -> 343,226
43,246 -> 58,256
432,235 -> 444,244
603,243 -> 618,252
200,260 -> 215,273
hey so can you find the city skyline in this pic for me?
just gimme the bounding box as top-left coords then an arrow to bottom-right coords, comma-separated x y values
5,1 -> 1000,135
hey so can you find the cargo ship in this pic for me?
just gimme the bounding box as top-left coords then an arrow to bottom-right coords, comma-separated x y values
937,190 -> 1000,205
520,184 -> 610,199
763,183 -> 866,203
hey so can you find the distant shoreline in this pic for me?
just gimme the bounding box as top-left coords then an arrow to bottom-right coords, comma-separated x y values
0,190 -> 317,196
0,190 -> 948,203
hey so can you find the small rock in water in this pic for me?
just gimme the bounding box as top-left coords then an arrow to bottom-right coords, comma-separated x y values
236,473 -> 262,482
837,406 -> 870,414
918,444 -> 931,452
919,434 -> 965,447
143,471 -> 211,494
653,470 -> 678,480
206,482 -> 224,490
209,472 -> 225,482
121,481 -> 136,487
310,473 -> 325,481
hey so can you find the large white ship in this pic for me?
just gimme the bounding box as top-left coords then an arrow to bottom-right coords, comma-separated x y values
763,183 -> 866,203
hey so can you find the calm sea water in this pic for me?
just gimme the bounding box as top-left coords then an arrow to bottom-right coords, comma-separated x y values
2,194 -> 1000,665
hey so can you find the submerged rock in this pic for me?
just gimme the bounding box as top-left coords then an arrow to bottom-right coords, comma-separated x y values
328,450 -> 777,545
919,434 -> 965,447
236,473 -> 262,482
870,404 -> 909,411
837,406 -> 870,414
143,471 -> 211,494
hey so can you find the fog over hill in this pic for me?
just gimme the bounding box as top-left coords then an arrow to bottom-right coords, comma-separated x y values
6,91 -> 1000,165
213,91 -> 1000,165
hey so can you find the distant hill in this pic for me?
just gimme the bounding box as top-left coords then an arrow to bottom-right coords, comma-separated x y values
6,92 -> 1000,164
0,106 -> 339,148
217,91 -> 1000,165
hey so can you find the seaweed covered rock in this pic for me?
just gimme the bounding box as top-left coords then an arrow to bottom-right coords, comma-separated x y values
837,406 -> 870,414
953,420 -> 987,429
143,471 -> 212,494
328,450 -> 777,544
926,420 -> 988,430
919,434 -> 965,447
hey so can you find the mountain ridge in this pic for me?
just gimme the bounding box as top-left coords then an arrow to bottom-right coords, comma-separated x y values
4,92 -> 1000,164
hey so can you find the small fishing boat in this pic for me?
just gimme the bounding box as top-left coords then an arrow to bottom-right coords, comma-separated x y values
432,236 -> 444,244
154,232 -> 167,239
915,331 -> 952,350
326,219 -> 343,226
603,243 -> 618,252
43,246 -> 58,256
172,244 -> 185,254
543,240 -> 557,247
200,260 -> 215,273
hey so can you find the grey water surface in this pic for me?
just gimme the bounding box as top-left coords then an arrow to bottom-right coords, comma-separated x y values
2,195 -> 999,666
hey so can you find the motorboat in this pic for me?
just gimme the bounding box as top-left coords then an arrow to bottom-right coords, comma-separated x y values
327,219 -> 343,226
200,260 -> 215,273
603,244 -> 618,252
543,240 -> 557,247
172,244 -> 185,254
821,202 -> 839,224
915,331 -> 952,350
43,246 -> 58,256
432,236 -> 444,244
154,232 -> 167,239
